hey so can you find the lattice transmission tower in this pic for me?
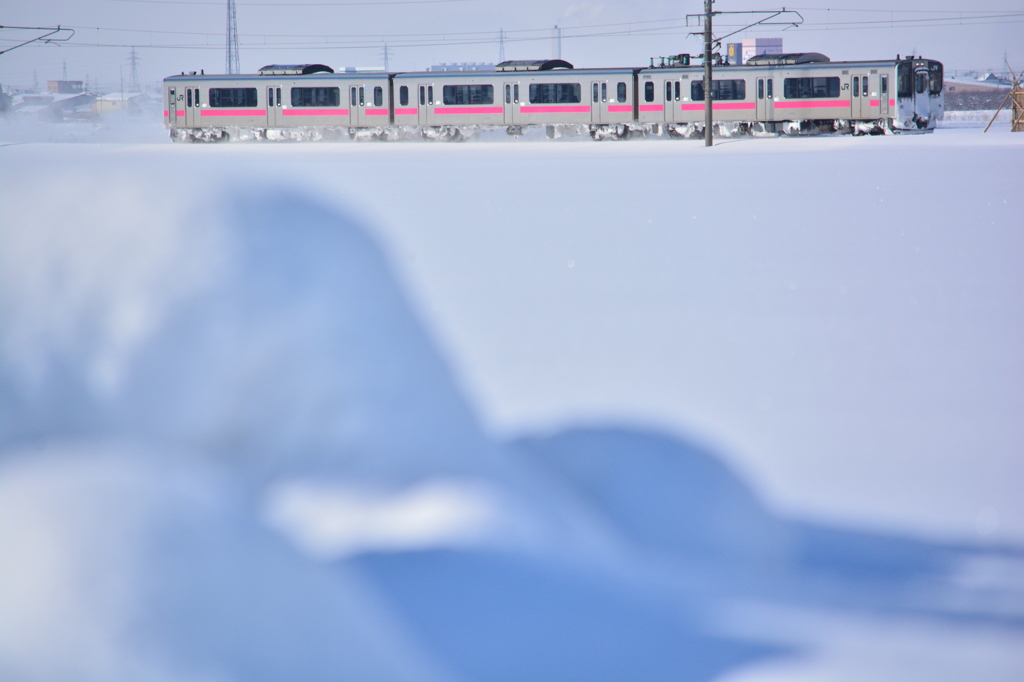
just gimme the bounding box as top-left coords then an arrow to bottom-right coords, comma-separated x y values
127,47 -> 140,92
225,0 -> 240,74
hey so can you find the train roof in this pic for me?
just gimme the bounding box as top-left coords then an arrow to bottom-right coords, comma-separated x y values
164,56 -> 942,83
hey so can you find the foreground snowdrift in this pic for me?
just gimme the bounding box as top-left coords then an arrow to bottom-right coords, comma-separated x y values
0,167 -> 1020,681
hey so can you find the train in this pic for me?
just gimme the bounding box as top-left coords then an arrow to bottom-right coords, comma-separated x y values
163,53 -> 944,142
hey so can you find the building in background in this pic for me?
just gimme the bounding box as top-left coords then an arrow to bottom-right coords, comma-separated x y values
427,63 -> 495,72
740,38 -> 783,65
47,80 -> 84,94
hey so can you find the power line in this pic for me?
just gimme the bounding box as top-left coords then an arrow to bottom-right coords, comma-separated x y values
105,0 -> 475,5
52,10 -> 1024,43
15,18 -> 1024,53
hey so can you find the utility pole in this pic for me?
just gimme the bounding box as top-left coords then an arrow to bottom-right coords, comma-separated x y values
703,0 -> 714,147
225,0 -> 240,74
498,28 -> 505,62
380,43 -> 393,72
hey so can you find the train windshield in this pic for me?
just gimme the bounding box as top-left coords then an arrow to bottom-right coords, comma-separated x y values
929,61 -> 943,95
897,62 -> 913,98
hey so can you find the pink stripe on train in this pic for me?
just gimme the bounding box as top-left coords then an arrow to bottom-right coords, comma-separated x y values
774,100 -> 851,109
680,102 -> 755,111
520,105 -> 590,113
282,108 -> 349,116
201,109 -> 267,117
435,106 -> 503,114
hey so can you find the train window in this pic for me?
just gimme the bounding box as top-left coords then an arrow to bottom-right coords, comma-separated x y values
419,86 -> 425,105
897,62 -> 913,98
513,84 -> 519,103
852,77 -> 859,97
690,79 -> 747,101
593,83 -> 599,103
644,82 -> 654,102
674,81 -> 680,101
505,84 -> 511,104
374,86 -> 383,107
276,87 -> 281,106
601,83 -> 607,102
863,77 -> 869,97
428,86 -> 433,104
195,89 -> 201,106
782,77 -> 839,99
187,89 -> 192,108
399,85 -> 409,106
442,84 -> 494,105
209,88 -> 257,108
352,87 -> 358,106
881,76 -> 888,94
528,83 -> 581,104
618,82 -> 627,103
758,79 -> 764,99
291,87 -> 340,107
928,62 -> 943,94
359,87 -> 365,106
915,72 -> 926,94
665,81 -> 672,102
767,79 -> 773,98
267,87 -> 273,107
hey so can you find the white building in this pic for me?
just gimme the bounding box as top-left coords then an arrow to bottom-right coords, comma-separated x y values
741,38 -> 783,65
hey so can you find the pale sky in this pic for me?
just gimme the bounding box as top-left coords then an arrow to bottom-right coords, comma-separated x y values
2,0 -> 1022,91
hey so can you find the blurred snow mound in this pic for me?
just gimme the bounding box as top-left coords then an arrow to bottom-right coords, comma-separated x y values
0,179 -> 489,481
514,428 -> 789,561
0,447 -> 449,682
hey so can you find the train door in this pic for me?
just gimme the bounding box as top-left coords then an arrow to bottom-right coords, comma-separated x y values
662,80 -> 676,123
913,61 -> 938,124
670,79 -> 682,122
879,74 -> 890,118
184,86 -> 201,127
168,87 -> 177,125
756,78 -> 769,120
349,85 -> 367,127
266,85 -> 283,127
590,80 -> 607,124
851,73 -> 870,119
417,83 -> 435,125
502,82 -> 521,125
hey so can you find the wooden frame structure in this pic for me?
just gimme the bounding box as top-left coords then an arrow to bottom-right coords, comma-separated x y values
984,60 -> 1023,132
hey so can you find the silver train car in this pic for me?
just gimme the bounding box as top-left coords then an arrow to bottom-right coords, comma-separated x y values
164,54 -> 943,142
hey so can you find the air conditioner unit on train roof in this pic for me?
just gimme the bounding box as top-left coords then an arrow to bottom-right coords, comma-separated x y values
258,64 -> 335,76
495,59 -> 574,72
745,53 -> 830,66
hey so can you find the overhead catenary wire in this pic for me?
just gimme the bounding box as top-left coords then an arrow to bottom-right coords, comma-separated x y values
2,10 -> 1021,55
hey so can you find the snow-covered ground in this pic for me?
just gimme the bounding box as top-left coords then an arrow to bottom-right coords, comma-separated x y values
1,123 -> 1022,681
